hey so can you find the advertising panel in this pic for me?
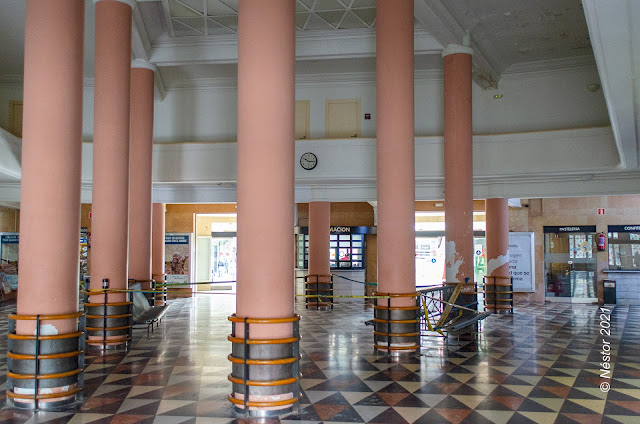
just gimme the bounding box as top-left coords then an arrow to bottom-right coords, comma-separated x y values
165,233 -> 191,285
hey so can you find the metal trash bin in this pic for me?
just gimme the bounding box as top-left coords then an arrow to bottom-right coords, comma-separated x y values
603,279 -> 616,304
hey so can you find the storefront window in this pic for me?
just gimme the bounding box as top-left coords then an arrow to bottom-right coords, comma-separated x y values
296,228 -> 369,270
608,225 -> 640,270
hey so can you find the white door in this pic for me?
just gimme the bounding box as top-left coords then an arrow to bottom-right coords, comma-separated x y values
325,99 -> 361,138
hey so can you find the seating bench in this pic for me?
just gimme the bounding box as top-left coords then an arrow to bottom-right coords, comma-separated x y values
130,282 -> 169,337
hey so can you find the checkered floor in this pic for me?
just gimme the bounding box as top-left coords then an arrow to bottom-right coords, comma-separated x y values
0,295 -> 639,423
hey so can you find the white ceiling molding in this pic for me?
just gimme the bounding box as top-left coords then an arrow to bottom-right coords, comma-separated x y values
132,4 -> 153,61
582,0 -> 639,170
414,0 -> 499,89
160,0 -> 176,37
503,55 -> 597,77
150,29 -> 441,66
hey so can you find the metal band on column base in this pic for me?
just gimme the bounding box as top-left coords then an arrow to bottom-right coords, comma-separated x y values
227,315 -> 300,417
305,274 -> 333,310
6,312 -> 85,410
373,292 -> 420,355
84,290 -> 133,352
152,274 -> 167,306
483,276 -> 513,314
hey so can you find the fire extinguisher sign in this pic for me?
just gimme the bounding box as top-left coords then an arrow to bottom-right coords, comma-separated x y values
598,208 -> 605,215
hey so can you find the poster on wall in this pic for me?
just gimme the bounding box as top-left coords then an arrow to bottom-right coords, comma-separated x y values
165,233 -> 192,285
0,233 -> 19,292
508,232 -> 535,292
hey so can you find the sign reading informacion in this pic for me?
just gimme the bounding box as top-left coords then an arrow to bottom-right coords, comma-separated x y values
508,232 -> 535,293
165,233 -> 191,285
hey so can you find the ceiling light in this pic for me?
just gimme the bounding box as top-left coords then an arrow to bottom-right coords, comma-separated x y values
493,94 -> 504,99
586,83 -> 601,92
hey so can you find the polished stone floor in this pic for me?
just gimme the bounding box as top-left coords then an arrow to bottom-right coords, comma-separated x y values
0,295 -> 639,423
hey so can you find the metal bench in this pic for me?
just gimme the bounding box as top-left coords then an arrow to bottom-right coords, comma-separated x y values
130,282 -> 169,337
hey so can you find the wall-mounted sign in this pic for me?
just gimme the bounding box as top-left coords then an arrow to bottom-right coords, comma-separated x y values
543,226 -> 596,233
598,208 -> 605,215
508,232 -> 535,293
165,233 -> 192,285
295,226 -> 377,235
0,233 -> 19,291
608,225 -> 640,233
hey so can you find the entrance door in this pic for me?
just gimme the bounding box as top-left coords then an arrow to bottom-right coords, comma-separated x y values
325,99 -> 361,138
295,100 -> 310,139
211,236 -> 237,291
544,229 -> 597,300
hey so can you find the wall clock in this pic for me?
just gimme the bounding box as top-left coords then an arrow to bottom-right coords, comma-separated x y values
300,152 -> 317,170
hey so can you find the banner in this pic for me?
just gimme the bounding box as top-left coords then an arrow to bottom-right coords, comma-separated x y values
0,233 -> 19,291
165,233 -> 191,284
508,232 -> 535,292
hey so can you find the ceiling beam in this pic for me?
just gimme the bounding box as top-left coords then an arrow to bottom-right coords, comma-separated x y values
160,0 -> 176,38
582,0 -> 638,169
414,0 -> 500,89
150,29 -> 442,66
132,4 -> 167,100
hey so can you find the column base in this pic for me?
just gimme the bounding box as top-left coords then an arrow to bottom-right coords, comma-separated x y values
84,295 -> 133,354
372,292 -> 420,355
227,315 -> 301,417
6,312 -> 85,411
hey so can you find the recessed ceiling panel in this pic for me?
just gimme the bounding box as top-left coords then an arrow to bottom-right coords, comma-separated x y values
339,10 -> 368,29
351,8 -> 376,26
179,0 -> 204,14
206,0 -> 237,15
315,0 -> 346,11
169,0 -> 201,18
315,10 -> 345,28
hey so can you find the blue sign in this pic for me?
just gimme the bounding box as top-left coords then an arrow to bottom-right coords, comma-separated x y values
475,250 -> 482,256
165,235 -> 189,244
1,234 -> 18,244
431,258 -> 436,263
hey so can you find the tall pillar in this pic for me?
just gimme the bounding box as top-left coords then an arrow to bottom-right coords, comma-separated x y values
128,61 -> 156,290
443,44 -> 475,304
11,0 -> 85,408
485,198 -> 511,313
307,202 -> 331,309
231,0 -> 296,415
152,203 -> 166,285
90,0 -> 133,302
375,0 -> 418,352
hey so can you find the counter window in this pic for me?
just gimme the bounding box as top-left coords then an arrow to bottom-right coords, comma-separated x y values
608,226 -> 640,270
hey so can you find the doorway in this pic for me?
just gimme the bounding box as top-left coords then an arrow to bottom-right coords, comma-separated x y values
325,98 -> 361,138
544,227 -> 597,301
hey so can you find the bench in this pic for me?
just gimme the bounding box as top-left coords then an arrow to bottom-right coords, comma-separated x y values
130,282 -> 169,337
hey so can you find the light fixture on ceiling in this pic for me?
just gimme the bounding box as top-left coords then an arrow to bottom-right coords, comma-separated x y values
434,202 -> 444,207
493,94 -> 504,99
586,83 -> 601,92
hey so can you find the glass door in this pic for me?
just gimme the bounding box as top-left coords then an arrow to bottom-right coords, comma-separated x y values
544,229 -> 597,299
211,237 -> 237,290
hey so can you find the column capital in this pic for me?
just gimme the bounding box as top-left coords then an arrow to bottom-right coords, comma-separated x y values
442,44 -> 473,58
131,59 -> 157,73
93,0 -> 135,8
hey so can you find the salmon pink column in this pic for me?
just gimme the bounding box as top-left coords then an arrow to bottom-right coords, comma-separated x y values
443,44 -> 475,305
90,0 -> 133,303
128,61 -> 156,291
485,198 -> 511,313
231,0 -> 297,415
375,0 -> 419,353
307,202 -> 331,309
17,0 -> 84,333
10,0 -> 85,408
152,203 -> 166,295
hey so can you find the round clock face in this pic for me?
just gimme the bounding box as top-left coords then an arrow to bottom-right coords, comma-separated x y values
300,152 -> 317,170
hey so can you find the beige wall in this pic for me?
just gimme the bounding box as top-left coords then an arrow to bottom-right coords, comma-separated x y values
509,195 -> 640,304
0,206 -> 19,232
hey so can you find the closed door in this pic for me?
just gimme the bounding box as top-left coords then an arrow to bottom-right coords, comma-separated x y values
295,100 -> 310,139
9,101 -> 23,138
325,99 -> 361,138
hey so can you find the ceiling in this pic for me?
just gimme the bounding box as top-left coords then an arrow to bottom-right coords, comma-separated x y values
0,0 -> 595,84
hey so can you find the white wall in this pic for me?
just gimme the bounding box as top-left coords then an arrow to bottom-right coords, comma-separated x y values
0,65 -> 606,143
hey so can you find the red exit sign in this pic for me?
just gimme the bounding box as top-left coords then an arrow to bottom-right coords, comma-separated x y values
598,208 -> 605,215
